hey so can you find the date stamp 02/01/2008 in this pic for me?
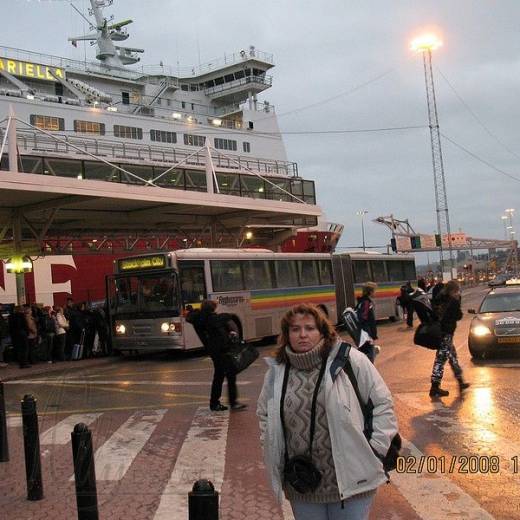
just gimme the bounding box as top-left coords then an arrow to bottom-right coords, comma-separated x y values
395,455 -> 520,475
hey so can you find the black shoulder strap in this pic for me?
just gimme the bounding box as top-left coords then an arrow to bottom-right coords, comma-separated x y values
342,350 -> 374,440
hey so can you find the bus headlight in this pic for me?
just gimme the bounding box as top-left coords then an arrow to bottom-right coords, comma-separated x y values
115,324 -> 126,335
471,324 -> 492,337
161,322 -> 170,333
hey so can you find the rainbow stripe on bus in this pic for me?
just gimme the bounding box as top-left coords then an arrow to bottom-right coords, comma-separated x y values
354,282 -> 402,300
251,285 -> 336,310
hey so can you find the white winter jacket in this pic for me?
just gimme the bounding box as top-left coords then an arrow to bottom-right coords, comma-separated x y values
256,339 -> 398,502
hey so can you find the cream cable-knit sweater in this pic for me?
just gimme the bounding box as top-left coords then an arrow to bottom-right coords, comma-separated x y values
282,341 -> 340,503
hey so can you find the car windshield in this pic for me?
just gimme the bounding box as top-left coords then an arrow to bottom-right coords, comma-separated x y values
480,292 -> 520,313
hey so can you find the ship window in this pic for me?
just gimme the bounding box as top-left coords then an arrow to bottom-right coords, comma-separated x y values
190,84 -> 198,91
30,115 -> 65,131
84,161 -> 120,182
191,103 -> 195,111
181,85 -> 189,91
206,80 -> 215,88
55,83 -> 64,96
154,168 -> 185,189
214,138 -> 237,151
224,74 -> 235,83
184,169 -> 207,192
74,120 -> 106,135
214,77 -> 224,86
183,134 -> 206,147
122,92 -> 130,105
181,101 -> 186,109
243,142 -> 251,153
114,125 -> 143,140
235,70 -> 245,80
150,129 -> 177,144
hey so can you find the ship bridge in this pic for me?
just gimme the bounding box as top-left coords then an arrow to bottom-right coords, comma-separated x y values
0,117 -> 321,258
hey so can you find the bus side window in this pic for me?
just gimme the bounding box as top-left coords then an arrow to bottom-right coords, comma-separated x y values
318,260 -> 333,285
211,260 -> 244,292
386,260 -> 405,281
352,260 -> 370,283
243,260 -> 273,290
369,260 -> 387,282
274,260 -> 299,288
298,260 -> 320,286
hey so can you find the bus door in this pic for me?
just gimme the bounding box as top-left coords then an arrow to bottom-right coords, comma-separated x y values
178,260 -> 207,349
332,254 -> 355,314
178,261 -> 207,309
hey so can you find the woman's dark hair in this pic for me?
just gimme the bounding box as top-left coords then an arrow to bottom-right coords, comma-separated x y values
201,300 -> 217,313
275,303 -> 337,364
443,280 -> 460,297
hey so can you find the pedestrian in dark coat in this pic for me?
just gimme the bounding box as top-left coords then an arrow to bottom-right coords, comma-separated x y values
429,280 -> 470,397
355,283 -> 378,362
188,300 -> 246,412
9,306 -> 30,367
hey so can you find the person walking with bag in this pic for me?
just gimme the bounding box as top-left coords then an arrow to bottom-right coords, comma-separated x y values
355,283 -> 378,362
257,303 -> 398,520
188,300 -> 247,412
429,280 -> 470,397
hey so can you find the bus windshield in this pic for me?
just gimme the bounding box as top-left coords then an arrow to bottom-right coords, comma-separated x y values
110,272 -> 180,316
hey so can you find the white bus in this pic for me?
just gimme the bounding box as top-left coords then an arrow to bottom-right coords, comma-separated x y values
106,249 -> 415,352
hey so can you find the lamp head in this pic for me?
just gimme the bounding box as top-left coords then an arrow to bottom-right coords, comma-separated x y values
411,34 -> 442,52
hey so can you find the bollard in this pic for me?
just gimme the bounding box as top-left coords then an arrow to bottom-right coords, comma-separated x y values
21,394 -> 43,500
0,382 -> 9,462
71,423 -> 99,520
188,479 -> 219,520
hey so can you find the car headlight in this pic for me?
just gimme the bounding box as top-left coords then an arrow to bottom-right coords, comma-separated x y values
115,324 -> 126,335
471,324 -> 492,337
161,322 -> 170,333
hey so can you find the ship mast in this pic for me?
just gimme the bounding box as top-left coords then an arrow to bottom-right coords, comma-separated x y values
68,0 -> 144,68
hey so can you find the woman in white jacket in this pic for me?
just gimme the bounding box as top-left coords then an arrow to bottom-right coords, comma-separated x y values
257,304 -> 398,520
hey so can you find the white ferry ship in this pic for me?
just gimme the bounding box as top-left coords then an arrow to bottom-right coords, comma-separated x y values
0,0 -> 342,305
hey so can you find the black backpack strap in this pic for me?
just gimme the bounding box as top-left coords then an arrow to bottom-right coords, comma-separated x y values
343,355 -> 374,441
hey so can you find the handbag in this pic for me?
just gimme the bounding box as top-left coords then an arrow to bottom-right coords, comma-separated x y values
225,341 -> 259,375
413,321 -> 442,350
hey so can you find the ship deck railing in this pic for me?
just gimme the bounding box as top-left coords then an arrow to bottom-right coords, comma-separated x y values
0,45 -> 274,82
11,129 -> 298,177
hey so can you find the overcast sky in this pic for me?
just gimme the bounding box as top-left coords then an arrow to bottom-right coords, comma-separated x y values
3,0 -> 520,255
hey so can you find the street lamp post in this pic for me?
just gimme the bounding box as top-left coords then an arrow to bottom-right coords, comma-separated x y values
411,33 -> 454,280
505,208 -> 515,240
356,210 -> 368,251
501,215 -> 509,240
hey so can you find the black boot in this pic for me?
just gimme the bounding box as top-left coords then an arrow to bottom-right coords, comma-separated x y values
429,382 -> 449,397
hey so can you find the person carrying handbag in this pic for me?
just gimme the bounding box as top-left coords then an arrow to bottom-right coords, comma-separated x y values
188,300 -> 247,412
429,280 -> 470,397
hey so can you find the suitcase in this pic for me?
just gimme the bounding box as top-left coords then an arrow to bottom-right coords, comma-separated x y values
71,329 -> 85,360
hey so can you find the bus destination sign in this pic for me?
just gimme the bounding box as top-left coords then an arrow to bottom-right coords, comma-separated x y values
0,57 -> 65,81
118,255 -> 167,272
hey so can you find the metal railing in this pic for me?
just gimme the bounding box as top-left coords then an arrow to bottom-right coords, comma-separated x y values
12,129 -> 298,177
0,45 -> 274,81
205,76 -> 273,97
139,48 -> 274,77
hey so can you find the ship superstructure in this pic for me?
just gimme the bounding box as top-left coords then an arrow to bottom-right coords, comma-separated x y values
0,2 -> 342,294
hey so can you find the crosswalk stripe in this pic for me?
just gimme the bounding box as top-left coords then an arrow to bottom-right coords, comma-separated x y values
153,407 -> 229,520
393,439 -> 494,519
70,409 -> 166,481
40,413 -> 102,445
